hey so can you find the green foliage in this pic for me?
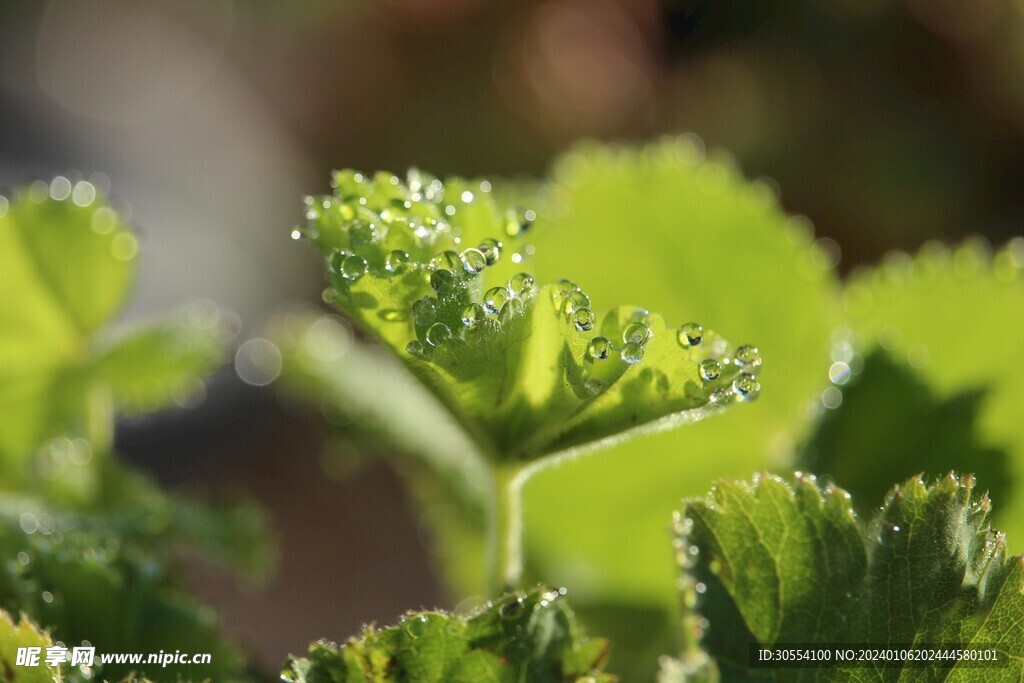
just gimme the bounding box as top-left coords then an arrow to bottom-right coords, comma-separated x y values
0,185 -> 266,682
282,587 -> 613,683
519,139 -> 840,614
670,473 -> 1024,681
282,139 -> 837,679
0,495 -> 246,682
298,167 -> 758,465
839,239 -> 1024,548
283,140 -> 1024,682
0,609 -> 62,682
0,192 -> 223,484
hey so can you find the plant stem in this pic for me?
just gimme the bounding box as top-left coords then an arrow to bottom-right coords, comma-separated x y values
489,463 -> 525,593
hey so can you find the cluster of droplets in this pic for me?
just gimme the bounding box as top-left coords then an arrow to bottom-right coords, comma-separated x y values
670,510 -> 712,650
405,267 -> 540,359
300,169 -> 537,284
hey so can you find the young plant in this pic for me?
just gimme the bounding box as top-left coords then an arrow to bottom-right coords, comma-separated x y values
281,140 -> 1024,680
292,167 -> 764,594
0,182 -> 269,682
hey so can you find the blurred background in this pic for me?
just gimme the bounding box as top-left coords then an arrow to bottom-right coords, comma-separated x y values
2,0 -> 1024,676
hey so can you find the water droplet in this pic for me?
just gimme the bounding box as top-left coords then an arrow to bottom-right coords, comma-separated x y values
507,272 -> 535,296
386,249 -> 411,273
431,250 -> 461,271
734,344 -> 762,372
340,254 -> 368,281
425,323 -> 452,347
586,336 -> 612,360
584,378 -> 606,394
732,373 -> 760,401
677,323 -> 703,347
573,308 -> 595,331
500,596 -> 525,620
328,249 -> 348,274
460,248 -> 487,274
699,359 -> 721,381
484,287 -> 510,315
429,268 -> 456,294
629,309 -> 651,325
709,387 -> 733,405
563,290 -> 590,314
461,303 -> 484,328
622,322 -> 651,345
412,298 -> 437,327
621,341 -> 644,364
478,238 -> 502,265
406,340 -> 425,356
404,616 -> 428,639
555,279 -> 578,295
349,219 -> 380,246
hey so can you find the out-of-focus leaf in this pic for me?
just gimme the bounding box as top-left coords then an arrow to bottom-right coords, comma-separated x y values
282,587 -> 614,683
0,188 -> 226,481
298,168 -> 757,465
92,318 -> 225,414
0,493 -> 248,683
672,473 -> 1024,681
0,188 -> 133,474
803,349 -> 1010,514
0,608 -> 62,682
843,239 -> 1024,546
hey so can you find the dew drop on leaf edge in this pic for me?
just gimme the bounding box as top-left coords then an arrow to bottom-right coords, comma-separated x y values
508,272 -> 535,297
677,322 -> 703,348
406,340 -> 425,356
479,238 -> 502,265
734,344 -> 762,371
340,254 -> 368,281
699,358 -> 721,382
732,373 -> 760,401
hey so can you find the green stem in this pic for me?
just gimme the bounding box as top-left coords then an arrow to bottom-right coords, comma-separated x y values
489,464 -> 525,593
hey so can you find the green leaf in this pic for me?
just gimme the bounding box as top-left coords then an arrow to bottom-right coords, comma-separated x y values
299,168 -> 758,465
802,349 -> 1011,516
92,317 -> 225,415
0,188 -> 226,482
673,472 -> 1024,681
514,140 -> 841,677
0,492 -> 249,683
0,609 -> 62,683
282,587 -> 614,683
842,238 -> 1024,548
